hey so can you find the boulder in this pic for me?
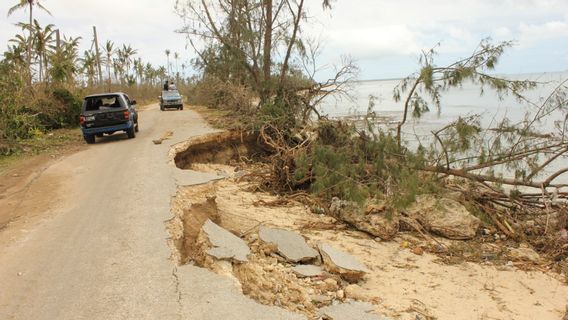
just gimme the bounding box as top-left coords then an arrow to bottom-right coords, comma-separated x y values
291,265 -> 324,278
317,301 -> 388,320
332,199 -> 399,240
406,194 -> 480,240
258,227 -> 319,263
199,219 -> 250,263
319,244 -> 369,282
340,208 -> 399,241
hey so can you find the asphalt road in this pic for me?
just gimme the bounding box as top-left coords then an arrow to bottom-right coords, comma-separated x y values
0,104 -> 304,320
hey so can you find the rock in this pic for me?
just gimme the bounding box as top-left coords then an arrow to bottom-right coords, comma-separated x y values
319,278 -> 339,292
482,228 -> 491,235
509,246 -> 540,263
336,289 -> 345,299
337,202 -> 399,240
200,219 -> 250,262
406,194 -> 481,240
291,265 -> 324,278
311,294 -> 333,305
344,284 -> 370,301
317,301 -> 387,320
319,244 -> 369,282
411,247 -> 424,256
258,227 -> 319,263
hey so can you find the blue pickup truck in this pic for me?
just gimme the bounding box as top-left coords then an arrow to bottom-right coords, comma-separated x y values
79,92 -> 139,144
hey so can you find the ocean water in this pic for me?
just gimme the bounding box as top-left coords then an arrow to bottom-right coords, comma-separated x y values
318,71 -> 568,186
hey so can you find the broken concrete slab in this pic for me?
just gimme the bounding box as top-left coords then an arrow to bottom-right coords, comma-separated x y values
317,301 -> 387,320
258,227 -> 319,263
319,244 -> 369,282
201,219 -> 250,262
291,265 -> 324,278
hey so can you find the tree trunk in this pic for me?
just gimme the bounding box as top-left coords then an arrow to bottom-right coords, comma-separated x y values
279,0 -> 304,88
27,3 -> 33,87
261,0 -> 273,103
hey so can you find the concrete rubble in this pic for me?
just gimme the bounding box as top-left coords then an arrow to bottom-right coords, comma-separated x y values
259,227 -> 319,263
291,265 -> 324,278
200,219 -> 250,262
318,243 -> 369,282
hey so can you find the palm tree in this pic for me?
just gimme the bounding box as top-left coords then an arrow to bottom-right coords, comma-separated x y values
49,35 -> 81,85
31,19 -> 55,82
7,0 -> 52,84
103,40 -> 114,88
121,44 -> 137,80
4,44 -> 26,69
165,49 -> 171,76
144,62 -> 154,85
157,65 -> 167,84
133,57 -> 144,85
81,50 -> 97,87
174,52 -> 180,81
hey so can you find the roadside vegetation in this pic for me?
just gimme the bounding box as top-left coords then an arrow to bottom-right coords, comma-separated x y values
176,0 -> 568,269
0,0 -> 187,156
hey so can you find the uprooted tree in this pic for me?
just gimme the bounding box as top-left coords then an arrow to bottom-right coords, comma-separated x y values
259,40 -> 566,258
177,1 -> 567,260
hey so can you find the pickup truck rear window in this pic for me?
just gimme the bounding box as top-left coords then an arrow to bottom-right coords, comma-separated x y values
85,96 -> 122,111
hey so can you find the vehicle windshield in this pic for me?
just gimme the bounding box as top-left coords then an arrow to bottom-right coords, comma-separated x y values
84,95 -> 122,111
162,90 -> 181,98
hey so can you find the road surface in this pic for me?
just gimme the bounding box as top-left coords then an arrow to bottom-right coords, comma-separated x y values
0,104 -> 304,320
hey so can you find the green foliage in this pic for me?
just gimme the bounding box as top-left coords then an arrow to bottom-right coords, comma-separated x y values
290,121 -> 440,208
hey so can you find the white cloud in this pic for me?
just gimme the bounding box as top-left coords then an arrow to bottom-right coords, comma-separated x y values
0,0 -> 194,74
327,25 -> 421,58
1,0 -> 568,79
519,20 -> 568,45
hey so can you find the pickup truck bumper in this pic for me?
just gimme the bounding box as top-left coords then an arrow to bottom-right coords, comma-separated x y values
82,121 -> 133,135
161,102 -> 183,108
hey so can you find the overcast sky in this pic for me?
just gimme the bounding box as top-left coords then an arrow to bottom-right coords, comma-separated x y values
1,0 -> 567,80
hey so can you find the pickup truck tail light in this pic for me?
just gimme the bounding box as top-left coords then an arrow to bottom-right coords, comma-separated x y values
79,115 -> 85,126
123,111 -> 130,119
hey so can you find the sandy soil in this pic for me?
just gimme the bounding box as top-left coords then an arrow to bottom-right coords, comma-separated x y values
172,174 -> 568,320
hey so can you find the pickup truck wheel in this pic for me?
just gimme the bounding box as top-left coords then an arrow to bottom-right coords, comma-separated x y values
126,126 -> 136,139
84,134 -> 95,144
135,121 -> 139,132
179,105 -> 183,110
160,105 -> 164,111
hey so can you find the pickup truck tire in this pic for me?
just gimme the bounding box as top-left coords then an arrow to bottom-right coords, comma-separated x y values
135,121 -> 139,132
126,126 -> 136,139
179,105 -> 184,110
84,134 -> 95,144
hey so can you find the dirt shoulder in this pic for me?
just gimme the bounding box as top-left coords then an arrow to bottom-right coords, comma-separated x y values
0,129 -> 85,233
